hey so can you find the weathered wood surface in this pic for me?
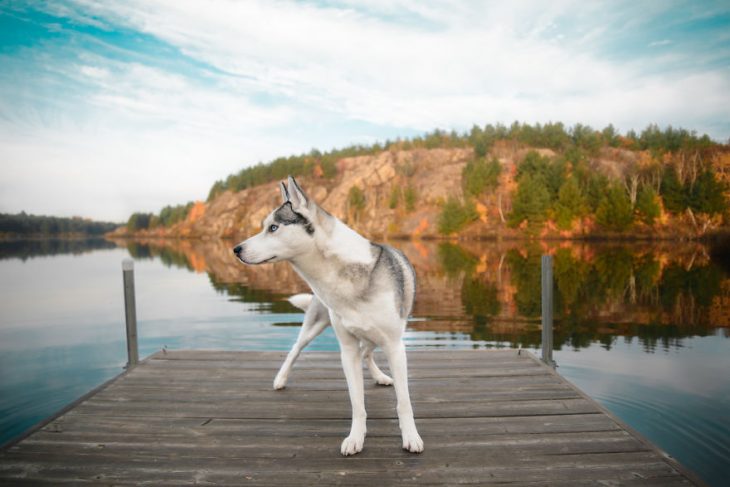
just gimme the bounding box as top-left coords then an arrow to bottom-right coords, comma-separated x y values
0,350 -> 701,486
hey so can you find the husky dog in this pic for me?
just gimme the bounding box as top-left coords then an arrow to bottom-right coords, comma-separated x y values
274,293 -> 394,390
233,176 -> 423,456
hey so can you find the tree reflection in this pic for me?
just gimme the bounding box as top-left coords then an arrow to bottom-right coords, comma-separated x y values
112,238 -> 729,353
442,242 -> 728,351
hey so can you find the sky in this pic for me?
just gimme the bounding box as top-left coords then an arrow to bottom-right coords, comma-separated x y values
1,1 -> 729,222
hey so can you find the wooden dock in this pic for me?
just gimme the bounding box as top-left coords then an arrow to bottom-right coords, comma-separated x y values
0,350 -> 702,485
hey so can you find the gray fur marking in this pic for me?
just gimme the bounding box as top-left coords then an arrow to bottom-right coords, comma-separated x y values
369,243 -> 415,319
274,203 -> 314,235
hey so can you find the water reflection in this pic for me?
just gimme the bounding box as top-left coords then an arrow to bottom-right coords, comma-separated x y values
0,238 -> 115,261
2,238 -> 728,485
110,238 -> 730,353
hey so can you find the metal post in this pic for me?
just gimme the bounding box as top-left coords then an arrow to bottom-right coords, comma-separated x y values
541,255 -> 555,367
122,259 -> 139,368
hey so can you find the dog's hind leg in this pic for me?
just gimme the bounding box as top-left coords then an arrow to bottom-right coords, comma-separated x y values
360,340 -> 393,386
384,338 -> 424,453
273,307 -> 329,390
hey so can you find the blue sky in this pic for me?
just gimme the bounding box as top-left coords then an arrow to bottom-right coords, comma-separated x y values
1,0 -> 729,221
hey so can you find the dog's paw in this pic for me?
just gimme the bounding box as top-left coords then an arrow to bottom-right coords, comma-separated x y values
402,431 -> 424,453
340,434 -> 365,456
273,374 -> 287,390
374,374 -> 394,386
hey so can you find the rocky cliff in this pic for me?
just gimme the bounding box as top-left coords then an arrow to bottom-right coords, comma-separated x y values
109,144 -> 728,241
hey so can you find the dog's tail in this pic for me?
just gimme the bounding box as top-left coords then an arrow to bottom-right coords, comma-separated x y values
287,293 -> 314,312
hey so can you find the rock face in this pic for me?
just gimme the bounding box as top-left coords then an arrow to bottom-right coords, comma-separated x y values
114,147 -> 484,241
108,145 -> 728,241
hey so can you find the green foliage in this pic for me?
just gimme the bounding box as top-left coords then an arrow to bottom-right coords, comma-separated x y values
553,177 -> 587,229
437,243 -> 478,278
571,124 -> 602,154
158,202 -> 194,227
404,185 -> 417,212
689,170 -> 727,215
594,248 -> 634,298
584,173 -> 610,212
553,248 -> 591,309
602,124 -> 619,147
635,186 -> 661,225
463,157 -> 501,197
508,173 -> 551,228
639,124 -> 712,154
138,120 -> 725,239
516,151 -> 565,202
468,123 -> 508,156
661,167 -> 727,216
595,184 -> 634,231
348,185 -> 366,215
0,212 -> 119,236
462,278 -> 501,317
438,197 -> 478,235
506,248 -> 543,317
660,166 -> 687,213
469,125 -> 490,157
388,186 -> 400,209
207,144 -> 389,201
126,212 -> 155,232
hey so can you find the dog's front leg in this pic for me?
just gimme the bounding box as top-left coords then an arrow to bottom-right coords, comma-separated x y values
384,339 -> 424,453
274,312 -> 329,390
332,318 -> 367,456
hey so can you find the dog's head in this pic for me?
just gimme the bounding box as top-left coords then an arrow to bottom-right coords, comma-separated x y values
233,176 -> 321,265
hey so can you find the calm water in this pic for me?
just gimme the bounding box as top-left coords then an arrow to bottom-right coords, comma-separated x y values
1,238 -> 729,485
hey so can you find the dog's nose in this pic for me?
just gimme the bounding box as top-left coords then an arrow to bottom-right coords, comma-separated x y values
233,245 -> 242,256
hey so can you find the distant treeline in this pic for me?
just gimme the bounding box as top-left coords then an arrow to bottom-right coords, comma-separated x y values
0,212 -> 119,237
125,121 -> 729,233
126,202 -> 194,232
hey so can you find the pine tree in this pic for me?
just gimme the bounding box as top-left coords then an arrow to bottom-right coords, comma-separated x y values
554,177 -> 587,229
509,174 -> 551,228
636,186 -> 661,225
596,185 -> 634,231
689,170 -> 727,215
660,166 -> 687,213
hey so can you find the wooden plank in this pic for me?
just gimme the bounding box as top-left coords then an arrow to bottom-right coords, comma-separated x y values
46,414 -> 622,437
152,349 -> 522,361
0,350 -> 703,486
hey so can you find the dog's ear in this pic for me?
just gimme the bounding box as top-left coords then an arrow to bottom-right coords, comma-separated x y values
279,181 -> 290,204
287,176 -> 309,210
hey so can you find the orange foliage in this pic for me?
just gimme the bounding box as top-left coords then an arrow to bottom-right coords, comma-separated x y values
411,218 -> 430,238
186,201 -> 206,223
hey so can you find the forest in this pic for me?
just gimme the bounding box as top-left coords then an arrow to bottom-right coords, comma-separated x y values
0,212 -> 119,237
124,121 -> 729,236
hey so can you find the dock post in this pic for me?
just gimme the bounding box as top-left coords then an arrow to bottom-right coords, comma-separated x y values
541,255 -> 555,367
122,259 -> 139,368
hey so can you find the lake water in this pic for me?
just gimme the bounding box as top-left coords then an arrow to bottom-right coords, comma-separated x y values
1,238 -> 729,486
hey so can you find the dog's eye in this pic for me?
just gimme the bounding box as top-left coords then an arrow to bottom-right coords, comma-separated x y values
268,224 -> 279,233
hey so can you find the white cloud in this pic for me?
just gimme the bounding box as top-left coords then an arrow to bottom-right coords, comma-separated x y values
1,0 -> 728,220
67,0 -> 729,134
